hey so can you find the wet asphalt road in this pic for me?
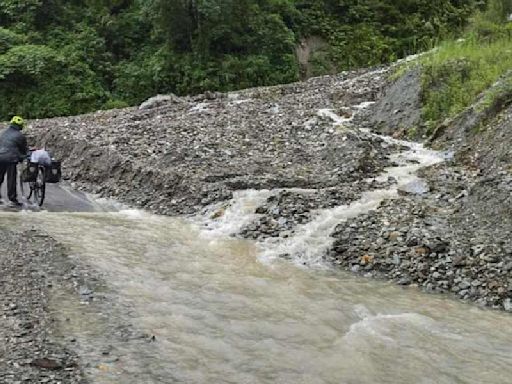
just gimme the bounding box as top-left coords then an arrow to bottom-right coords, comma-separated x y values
0,181 -> 110,213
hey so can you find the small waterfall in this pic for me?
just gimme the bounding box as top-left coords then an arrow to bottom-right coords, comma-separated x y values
197,109 -> 445,267
257,113 -> 444,266
195,187 -> 321,237
258,188 -> 398,267
195,189 -> 276,237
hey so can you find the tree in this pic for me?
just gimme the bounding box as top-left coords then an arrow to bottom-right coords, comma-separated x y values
0,0 -> 484,119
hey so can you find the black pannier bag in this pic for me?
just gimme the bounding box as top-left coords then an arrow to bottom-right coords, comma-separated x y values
21,162 -> 38,182
45,160 -> 61,183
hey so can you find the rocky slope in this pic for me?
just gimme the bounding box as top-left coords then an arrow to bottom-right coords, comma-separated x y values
329,66 -> 512,311
29,67 -> 392,215
25,63 -> 512,312
327,164 -> 512,311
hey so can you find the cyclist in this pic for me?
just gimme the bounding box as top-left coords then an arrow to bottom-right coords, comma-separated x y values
0,116 -> 28,206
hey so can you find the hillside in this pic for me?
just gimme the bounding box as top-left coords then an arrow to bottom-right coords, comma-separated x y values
13,1 -> 511,313
0,0 -> 480,120
30,66 -> 394,214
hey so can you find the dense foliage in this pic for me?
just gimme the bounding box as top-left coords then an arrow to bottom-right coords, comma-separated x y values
419,0 -> 512,128
0,0 -> 482,119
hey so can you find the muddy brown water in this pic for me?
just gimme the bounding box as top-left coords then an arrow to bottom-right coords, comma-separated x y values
0,132 -> 511,383
1,202 -> 511,384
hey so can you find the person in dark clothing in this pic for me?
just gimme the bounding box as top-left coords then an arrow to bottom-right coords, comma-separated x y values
0,116 -> 28,206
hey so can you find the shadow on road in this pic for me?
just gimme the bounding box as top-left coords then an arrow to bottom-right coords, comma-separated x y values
0,182 -> 118,213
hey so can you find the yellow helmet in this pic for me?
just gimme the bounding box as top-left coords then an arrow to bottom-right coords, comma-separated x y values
10,115 -> 24,128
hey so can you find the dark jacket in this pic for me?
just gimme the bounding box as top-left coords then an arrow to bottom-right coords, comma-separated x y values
0,124 -> 28,163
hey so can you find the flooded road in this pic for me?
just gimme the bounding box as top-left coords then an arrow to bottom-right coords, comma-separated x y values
0,207 -> 510,384
0,133 -> 511,383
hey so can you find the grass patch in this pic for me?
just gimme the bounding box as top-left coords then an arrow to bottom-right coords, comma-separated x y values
421,33 -> 512,125
479,72 -> 512,111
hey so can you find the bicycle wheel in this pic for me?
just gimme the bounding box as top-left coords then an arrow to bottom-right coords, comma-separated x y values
32,166 -> 46,207
18,166 -> 31,202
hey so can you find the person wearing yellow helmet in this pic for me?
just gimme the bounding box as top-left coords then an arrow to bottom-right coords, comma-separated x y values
0,116 -> 29,207
10,116 -> 24,127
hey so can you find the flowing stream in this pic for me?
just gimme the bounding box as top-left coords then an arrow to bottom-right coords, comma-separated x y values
1,125 -> 512,383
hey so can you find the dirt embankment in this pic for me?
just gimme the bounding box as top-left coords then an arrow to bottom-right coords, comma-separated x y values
360,67 -> 423,138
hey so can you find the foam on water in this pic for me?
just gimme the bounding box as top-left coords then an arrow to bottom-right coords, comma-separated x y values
317,108 -> 353,125
343,312 -> 438,342
195,189 -> 276,237
256,111 -> 444,266
317,101 -> 376,128
118,209 -> 151,219
258,188 -> 398,267
196,187 -> 322,238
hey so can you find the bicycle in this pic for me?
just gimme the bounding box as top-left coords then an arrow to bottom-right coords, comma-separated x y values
19,159 -> 46,207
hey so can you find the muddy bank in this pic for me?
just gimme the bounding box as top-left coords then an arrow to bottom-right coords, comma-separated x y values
0,228 -> 85,383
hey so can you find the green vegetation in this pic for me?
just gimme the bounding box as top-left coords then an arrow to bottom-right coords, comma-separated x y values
0,0 -> 482,120
420,0 -> 512,126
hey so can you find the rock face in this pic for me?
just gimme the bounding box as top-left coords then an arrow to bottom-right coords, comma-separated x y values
362,68 -> 423,138
295,36 -> 330,79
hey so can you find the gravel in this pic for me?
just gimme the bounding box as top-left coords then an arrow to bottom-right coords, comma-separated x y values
0,224 -> 168,382
327,163 -> 512,311
0,228 -> 86,383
